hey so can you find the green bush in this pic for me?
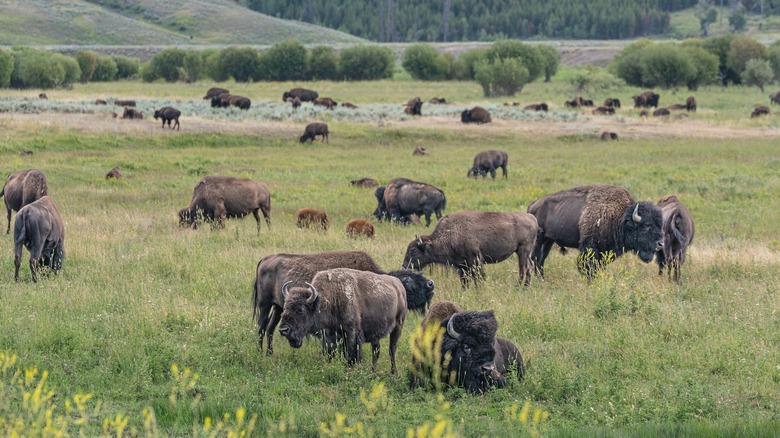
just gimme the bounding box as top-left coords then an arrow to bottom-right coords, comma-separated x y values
569,65 -> 623,93
434,52 -> 457,80
683,45 -> 719,90
338,45 -> 394,81
146,48 -> 187,82
218,47 -> 261,82
402,43 -> 444,80
0,50 -> 11,87
182,50 -> 203,82
92,55 -> 117,82
452,48 -> 486,80
741,58 -> 773,92
308,46 -> 339,80
727,36 -> 766,81
202,49 -> 227,82
474,57 -> 529,97
75,50 -> 98,83
700,34 -> 738,84
10,49 -> 81,89
260,41 -> 307,81
112,56 -> 140,80
483,40 -> 544,82
537,44 -> 560,82
610,40 -> 716,90
640,44 -> 695,89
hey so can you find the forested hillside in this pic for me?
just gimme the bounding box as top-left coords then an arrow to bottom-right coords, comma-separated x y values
246,0 -> 697,41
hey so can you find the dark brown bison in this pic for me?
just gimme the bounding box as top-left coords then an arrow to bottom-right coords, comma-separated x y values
527,184 -> 663,279
429,97 -> 447,104
403,211 -> 538,287
313,97 -> 337,110
379,178 -> 446,227
770,91 -> 780,105
290,96 -> 302,109
13,196 -> 64,282
121,107 -> 143,119
461,106 -> 491,124
564,98 -> 580,108
523,103 -> 548,112
751,105 -> 770,118
468,150 -> 508,179
114,99 -> 136,107
211,93 -> 251,110
666,104 -> 686,111
639,110 -> 649,118
412,146 -> 428,156
346,218 -> 375,238
656,195 -> 695,283
592,106 -> 615,115
600,132 -> 619,141
153,106 -> 181,131
105,166 -> 122,180
653,108 -> 671,117
300,123 -> 329,143
19,149 -> 34,156
94,99 -> 107,105
420,301 -> 463,330
283,88 -> 319,102
278,268 -> 407,373
2,169 -> 49,235
405,97 -> 423,116
685,96 -> 697,112
341,102 -> 358,109
604,97 -> 621,109
504,102 -> 520,107
178,176 -> 271,232
296,208 -> 328,230
350,178 -> 379,188
38,93 -> 48,100
203,87 -> 229,100
632,91 -> 660,109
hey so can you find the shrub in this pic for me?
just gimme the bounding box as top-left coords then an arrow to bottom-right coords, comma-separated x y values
434,52 -> 457,80
112,56 -> 140,79
0,50 -> 11,87
75,50 -> 98,83
483,40 -> 544,82
727,36 -> 767,81
146,48 -> 187,82
700,34 -> 738,84
11,50 -> 81,89
260,40 -> 307,81
452,48 -> 486,80
182,50 -> 203,82
611,41 -> 715,90
639,43 -> 696,89
569,65 -> 623,93
402,43 -> 445,80
308,46 -> 339,80
474,57 -> 530,97
219,47 -> 261,82
338,45 -> 394,81
729,10 -> 747,32
683,45 -> 719,90
57,54 -> 81,86
537,44 -> 560,82
202,49 -> 227,82
741,59 -> 773,92
92,55 -> 117,82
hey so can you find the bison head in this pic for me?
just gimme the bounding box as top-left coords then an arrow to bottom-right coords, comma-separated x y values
621,202 -> 663,263
278,282 -> 320,348
403,235 -> 434,270
388,270 -> 435,314
460,110 -> 471,123
441,311 -> 499,394
467,166 -> 486,179
282,91 -> 291,102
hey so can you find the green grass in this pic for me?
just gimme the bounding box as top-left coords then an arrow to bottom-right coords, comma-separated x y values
0,78 -> 779,436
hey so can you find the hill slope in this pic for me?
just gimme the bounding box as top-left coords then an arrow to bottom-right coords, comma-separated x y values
0,0 -> 364,45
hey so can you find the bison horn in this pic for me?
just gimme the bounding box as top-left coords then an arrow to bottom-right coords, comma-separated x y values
416,234 -> 423,245
305,282 -> 319,304
446,315 -> 461,340
282,281 -> 292,299
632,203 -> 642,223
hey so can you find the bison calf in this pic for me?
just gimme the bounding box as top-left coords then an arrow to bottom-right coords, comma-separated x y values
656,195 -> 695,283
122,107 -> 143,119
313,97 -> 337,110
296,208 -> 328,230
751,105 -> 770,118
154,106 -> 181,131
14,196 -> 64,282
105,166 -> 122,180
346,218 -> 374,238
300,123 -> 329,143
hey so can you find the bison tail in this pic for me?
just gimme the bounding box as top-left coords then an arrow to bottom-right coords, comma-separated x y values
670,212 -> 686,244
558,245 -> 568,255
251,262 -> 262,322
440,192 -> 447,211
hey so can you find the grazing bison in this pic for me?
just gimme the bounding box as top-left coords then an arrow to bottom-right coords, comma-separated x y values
404,211 -> 538,287
770,91 -> 780,105
19,149 -> 34,156
685,96 -> 697,112
94,99 -> 107,105
203,87 -> 229,100
656,195 -> 695,283
278,268 -> 407,373
527,184 -> 663,279
405,97 -> 423,116
412,146 -> 428,156
38,93 -> 48,99
632,91 -> 660,109
468,150 -> 508,179
592,106 -> 615,115
604,97 -> 621,109
346,218 -> 375,238
290,96 -> 302,109
600,131 -> 619,141
751,105 -> 770,118
13,196 -> 64,282
283,88 -> 319,102
105,166 -> 122,180
121,107 -> 143,119
300,123 -> 329,143
2,169 -> 49,235
341,102 -> 358,109
351,178 -> 380,188
313,97 -> 337,110
296,208 -> 328,230
652,108 -> 671,117
461,106 -> 491,124
178,176 -> 271,232
114,99 -> 136,107
379,178 -> 446,227
429,97 -> 447,104
523,103 -> 548,112
153,106 -> 181,131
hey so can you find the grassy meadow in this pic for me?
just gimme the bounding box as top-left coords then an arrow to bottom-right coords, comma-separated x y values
0,77 -> 779,436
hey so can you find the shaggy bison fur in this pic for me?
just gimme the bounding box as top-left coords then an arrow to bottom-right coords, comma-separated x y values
468,150 -> 508,179
13,196 -> 64,282
178,176 -> 271,232
153,106 -> 181,131
461,106 -> 491,124
346,218 -> 375,238
300,123 -> 329,143
2,169 -> 49,235
296,208 -> 328,230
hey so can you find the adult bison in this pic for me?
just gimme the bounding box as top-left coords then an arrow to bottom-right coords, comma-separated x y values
656,195 -> 695,283
405,97 -> 423,116
211,93 -> 251,110
2,169 -> 49,235
178,176 -> 271,232
153,106 -> 181,131
592,106 -> 615,115
604,97 -> 621,109
403,211 -> 538,287
686,96 -> 697,112
523,103 -> 548,112
13,196 -> 64,282
600,132 -> 619,141
652,108 -> 671,117
468,150 -> 508,179
313,97 -> 337,110
252,251 -> 434,355
203,87 -> 229,100
632,91 -> 660,109
105,166 -> 122,180
114,99 -> 136,107
527,184 -> 663,279
429,97 -> 447,104
121,107 -> 143,119
461,106 -> 491,124
300,123 -> 329,143
751,105 -> 770,118
380,178 -> 446,227
278,269 -> 407,373
283,88 -> 319,102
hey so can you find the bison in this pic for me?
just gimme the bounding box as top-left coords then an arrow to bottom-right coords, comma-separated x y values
656,195 -> 695,283
412,146 -> 428,156
429,97 -> 447,104
153,106 -> 181,131
770,91 -> 780,105
290,96 -> 302,109
632,91 -> 660,109
346,218 -> 374,238
94,99 -> 107,105
278,269 -> 407,373
283,88 -> 319,103
523,103 -> 548,112
527,184 -> 663,279
751,105 -> 770,118
300,123 -> 329,143
114,99 -> 136,107
203,87 -> 229,100
652,108 -> 671,117
461,106 -> 491,124
600,131 -> 619,141
685,96 -> 697,112
341,102 -> 358,109
604,97 -> 621,109
296,208 -> 329,230
2,169 -> 49,235
350,178 -> 380,188
105,166 -> 122,180
178,176 -> 271,232
38,93 -> 48,100
13,196 -> 64,282
404,211 -> 538,287
313,97 -> 337,110
121,107 -> 143,119
468,150 -> 508,179
378,178 -> 446,227
592,106 -> 615,115
405,97 -> 423,116
211,93 -> 251,110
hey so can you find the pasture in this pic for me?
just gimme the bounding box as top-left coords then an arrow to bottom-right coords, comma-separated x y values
0,77 -> 779,436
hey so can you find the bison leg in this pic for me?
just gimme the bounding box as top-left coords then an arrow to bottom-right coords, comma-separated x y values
370,341 -> 381,372
14,252 -> 22,282
489,167 -> 496,179
517,248 -> 532,287
252,210 -> 261,234
345,330 -> 363,367
388,320 -> 403,375
533,237 -> 555,279
501,165 -> 508,179
672,257 -> 681,283
174,118 -> 180,131
264,304 -> 283,355
656,249 -> 666,277
5,207 -> 10,235
259,205 -> 271,229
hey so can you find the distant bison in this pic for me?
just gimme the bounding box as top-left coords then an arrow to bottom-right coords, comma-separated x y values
13,196 -> 64,282
751,105 -> 770,118
105,166 -> 122,180
652,108 -> 670,117
632,91 -> 660,109
412,146 -> 428,156
405,97 -> 423,116
94,99 -> 107,105
685,96 -> 697,112
290,96 -> 302,109
346,218 -> 375,238
461,106 -> 491,124
313,97 -> 337,110
203,87 -> 229,100
296,208 -> 328,230
211,93 -> 251,110
600,131 -> 619,141
592,106 -> 615,115
114,99 -> 136,107
178,176 -> 271,232
283,88 -> 319,102
300,123 -> 329,143
656,195 -> 695,283
604,97 -> 621,109
2,169 -> 49,235
523,103 -> 548,112
377,178 -> 446,227
770,91 -> 780,105
153,106 -> 181,131
341,102 -> 358,109
468,150 -> 508,179
429,97 -> 447,104
38,93 -> 48,99
666,104 -> 686,111
351,178 -> 379,188
121,107 -> 143,119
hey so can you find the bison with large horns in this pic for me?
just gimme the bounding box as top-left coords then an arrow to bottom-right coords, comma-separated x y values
527,184 -> 663,279
374,178 -> 446,227
656,195 -> 695,283
13,196 -> 64,282
2,169 -> 49,235
178,176 -> 271,232
403,211 -> 538,287
278,268 -> 407,373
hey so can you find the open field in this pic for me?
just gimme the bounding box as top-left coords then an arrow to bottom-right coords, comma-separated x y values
0,78 -> 779,436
